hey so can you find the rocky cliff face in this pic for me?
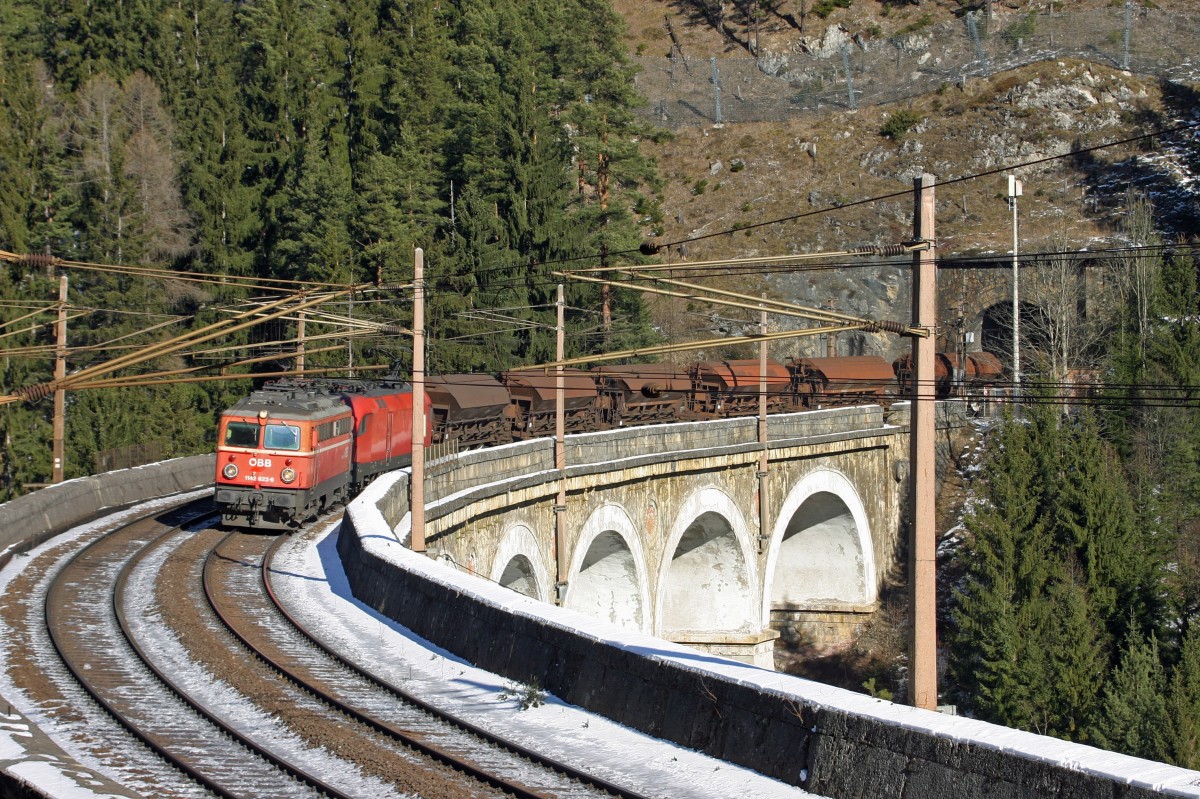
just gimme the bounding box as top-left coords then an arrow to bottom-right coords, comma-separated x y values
636,59 -> 1199,359
615,0 -> 1200,355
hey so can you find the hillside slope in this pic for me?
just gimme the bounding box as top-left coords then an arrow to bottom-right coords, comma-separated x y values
617,0 -> 1200,357
614,0 -> 1197,64
610,0 -> 1200,695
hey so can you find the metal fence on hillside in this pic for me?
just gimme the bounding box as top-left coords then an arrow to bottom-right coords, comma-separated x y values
632,6 -> 1200,127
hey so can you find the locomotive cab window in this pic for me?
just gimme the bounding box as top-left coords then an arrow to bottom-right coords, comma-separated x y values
264,423 -> 301,451
224,422 -> 259,448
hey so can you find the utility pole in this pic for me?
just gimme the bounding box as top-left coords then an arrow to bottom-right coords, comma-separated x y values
52,275 -> 68,483
825,298 -> 837,357
410,248 -> 426,553
600,245 -> 612,341
555,284 -> 568,604
757,296 -> 770,554
1007,175 -> 1022,391
910,174 -> 938,711
347,291 -> 355,378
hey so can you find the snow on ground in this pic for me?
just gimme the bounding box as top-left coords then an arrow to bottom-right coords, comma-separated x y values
272,519 -> 816,799
341,469 -> 1200,798
0,490 -> 214,799
1,754 -> 126,799
1,709 -> 132,799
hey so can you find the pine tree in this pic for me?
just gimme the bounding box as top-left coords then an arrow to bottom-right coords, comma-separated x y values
1094,632 -> 1171,762
1027,570 -> 1105,740
335,0 -> 388,167
1048,410 -> 1160,647
271,132 -> 356,284
0,41 -> 36,251
159,0 -> 260,277
951,411 -> 1053,728
950,402 -> 1166,745
1169,623 -> 1200,769
235,0 -> 339,279
0,269 -> 56,496
1144,252 -> 1200,617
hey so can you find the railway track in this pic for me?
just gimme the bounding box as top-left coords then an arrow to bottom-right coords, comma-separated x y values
44,500 -> 353,798
206,531 -> 642,799
6,495 -> 669,798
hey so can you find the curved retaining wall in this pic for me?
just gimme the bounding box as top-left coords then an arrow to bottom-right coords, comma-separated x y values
0,454 -> 216,799
339,427 -> 1200,798
0,455 -> 215,571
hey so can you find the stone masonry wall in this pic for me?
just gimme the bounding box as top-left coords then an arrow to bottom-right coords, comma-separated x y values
338,432 -> 1200,799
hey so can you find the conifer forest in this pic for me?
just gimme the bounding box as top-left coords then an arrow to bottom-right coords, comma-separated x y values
2,0 -> 1200,771
948,246 -> 1200,765
0,0 -> 660,489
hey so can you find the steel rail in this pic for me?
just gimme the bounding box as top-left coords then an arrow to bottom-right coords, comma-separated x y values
258,533 -> 659,799
114,527 -> 349,798
46,499 -> 345,796
204,531 -> 631,799
42,499 -> 322,799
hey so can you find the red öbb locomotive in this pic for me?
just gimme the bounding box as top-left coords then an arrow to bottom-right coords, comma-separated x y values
215,379 -> 431,529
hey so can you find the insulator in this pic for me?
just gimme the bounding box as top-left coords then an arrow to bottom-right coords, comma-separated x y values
639,241 -> 661,256
14,382 -> 54,403
875,244 -> 908,257
18,254 -> 62,269
862,320 -> 908,335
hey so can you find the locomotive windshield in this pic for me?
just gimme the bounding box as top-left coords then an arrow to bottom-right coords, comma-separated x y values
224,421 -> 259,447
264,423 -> 302,450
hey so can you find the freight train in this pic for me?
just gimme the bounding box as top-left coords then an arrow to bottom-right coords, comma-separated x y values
214,352 -> 1002,529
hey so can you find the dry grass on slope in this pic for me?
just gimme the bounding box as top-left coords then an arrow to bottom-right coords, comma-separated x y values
638,60 -> 1181,264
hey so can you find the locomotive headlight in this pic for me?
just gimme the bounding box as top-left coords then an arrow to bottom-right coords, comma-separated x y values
222,463 -> 239,479
280,467 -> 297,484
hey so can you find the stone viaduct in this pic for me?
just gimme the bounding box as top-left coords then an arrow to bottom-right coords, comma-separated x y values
417,404 -> 918,668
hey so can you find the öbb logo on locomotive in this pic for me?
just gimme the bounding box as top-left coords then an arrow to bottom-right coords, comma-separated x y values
214,352 -> 1002,531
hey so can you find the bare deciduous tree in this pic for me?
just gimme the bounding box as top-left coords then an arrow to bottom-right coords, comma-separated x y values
122,72 -> 192,262
74,74 -> 129,261
124,127 -> 192,262
73,71 -> 192,264
1107,191 -> 1162,363
1020,231 -> 1119,409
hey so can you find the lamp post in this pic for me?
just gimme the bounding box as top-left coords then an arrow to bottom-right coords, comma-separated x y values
1007,175 -> 1022,390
